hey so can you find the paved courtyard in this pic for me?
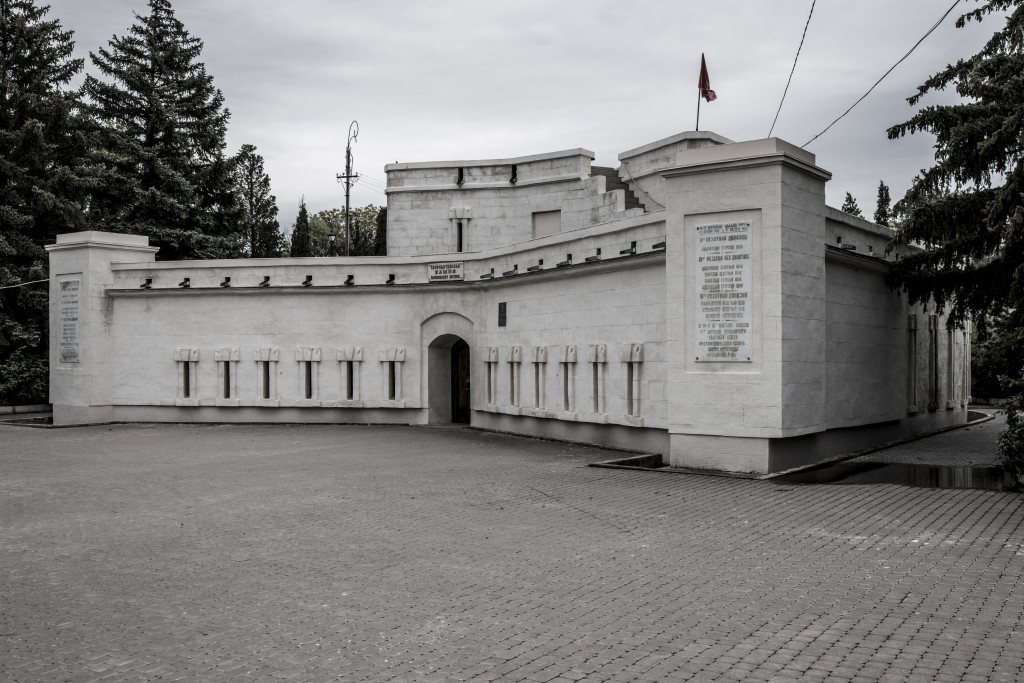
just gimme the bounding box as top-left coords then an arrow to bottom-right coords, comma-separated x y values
2,422 -> 1023,682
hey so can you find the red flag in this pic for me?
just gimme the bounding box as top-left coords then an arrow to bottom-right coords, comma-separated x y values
698,53 -> 717,102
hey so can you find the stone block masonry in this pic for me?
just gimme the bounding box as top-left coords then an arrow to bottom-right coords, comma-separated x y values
47,132 -> 968,474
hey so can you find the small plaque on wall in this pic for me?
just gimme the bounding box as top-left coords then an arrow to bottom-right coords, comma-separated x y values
427,262 -> 464,282
695,222 -> 752,362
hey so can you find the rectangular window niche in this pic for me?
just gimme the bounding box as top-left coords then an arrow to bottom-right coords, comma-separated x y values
506,346 -> 523,413
588,344 -> 607,417
215,347 -> 240,406
621,343 -> 644,425
483,347 -> 499,408
906,314 -> 918,414
378,346 -> 406,407
336,347 -> 364,406
295,347 -> 322,405
173,347 -> 199,406
255,347 -> 280,406
531,346 -> 548,414
559,345 -> 578,416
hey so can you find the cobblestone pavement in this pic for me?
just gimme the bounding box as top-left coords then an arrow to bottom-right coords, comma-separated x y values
2,423 -> 1023,682
852,409 -> 1004,467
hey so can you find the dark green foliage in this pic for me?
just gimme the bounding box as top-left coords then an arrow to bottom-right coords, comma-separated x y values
841,192 -> 863,217
307,205 -> 386,256
84,0 -> 238,260
231,144 -> 284,257
998,387 -> 1024,480
0,0 -> 93,404
885,0 -> 1024,476
289,199 -> 312,257
874,180 -> 893,227
886,0 -> 1023,325
971,309 -> 1023,399
375,206 -> 387,256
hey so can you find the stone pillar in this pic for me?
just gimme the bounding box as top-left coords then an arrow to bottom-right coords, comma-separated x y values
46,232 -> 158,424
661,139 -> 831,473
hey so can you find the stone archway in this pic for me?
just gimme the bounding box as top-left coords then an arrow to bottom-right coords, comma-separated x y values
421,312 -> 475,425
427,334 -> 470,424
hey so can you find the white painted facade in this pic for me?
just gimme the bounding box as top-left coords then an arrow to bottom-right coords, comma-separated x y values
47,132 -> 969,473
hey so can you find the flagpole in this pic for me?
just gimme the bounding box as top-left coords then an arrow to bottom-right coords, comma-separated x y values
696,88 -> 701,131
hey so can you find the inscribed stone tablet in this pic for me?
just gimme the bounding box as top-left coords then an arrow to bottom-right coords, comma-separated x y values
58,278 -> 81,363
695,222 -> 752,362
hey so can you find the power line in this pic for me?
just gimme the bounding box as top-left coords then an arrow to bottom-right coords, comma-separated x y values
802,0 -> 963,148
768,0 -> 816,138
0,278 -> 49,290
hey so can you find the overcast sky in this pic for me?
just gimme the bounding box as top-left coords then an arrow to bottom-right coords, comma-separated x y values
46,0 -> 999,231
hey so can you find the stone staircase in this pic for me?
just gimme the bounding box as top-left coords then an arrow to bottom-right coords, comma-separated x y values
592,166 -> 644,212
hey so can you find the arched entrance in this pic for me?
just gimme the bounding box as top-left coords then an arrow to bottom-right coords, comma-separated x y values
450,339 -> 471,423
426,331 -> 472,424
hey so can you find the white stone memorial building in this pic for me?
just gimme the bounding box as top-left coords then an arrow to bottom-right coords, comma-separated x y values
47,132 -> 970,474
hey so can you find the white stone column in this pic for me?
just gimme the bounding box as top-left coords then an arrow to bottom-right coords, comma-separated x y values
661,139 -> 831,473
46,232 -> 158,425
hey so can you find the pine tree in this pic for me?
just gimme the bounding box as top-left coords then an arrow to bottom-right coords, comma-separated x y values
840,192 -> 863,218
289,198 -> 312,257
874,180 -> 892,227
885,0 -> 1024,475
84,0 -> 238,260
0,0 -> 94,404
231,144 -> 283,257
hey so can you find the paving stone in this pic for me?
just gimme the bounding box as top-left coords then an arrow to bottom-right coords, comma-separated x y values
1,422 -> 1022,683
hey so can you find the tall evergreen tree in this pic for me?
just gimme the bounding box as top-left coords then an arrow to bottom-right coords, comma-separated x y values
874,180 -> 892,227
885,0 -> 1024,474
0,0 -> 93,404
289,198 -> 312,257
231,144 -> 283,257
83,0 -> 238,260
375,206 -> 387,256
840,192 -> 863,217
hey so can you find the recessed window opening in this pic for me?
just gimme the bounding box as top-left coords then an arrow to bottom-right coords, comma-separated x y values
223,362 -> 231,399
907,315 -> 918,411
928,315 -> 939,410
262,361 -> 271,399
592,363 -> 599,413
457,167 -> 465,186
534,364 -> 541,408
509,364 -> 516,406
303,361 -> 313,399
946,328 -> 955,406
456,221 -> 463,253
562,365 -> 570,411
183,363 -> 191,398
346,360 -> 355,400
387,361 -> 397,400
626,362 -> 635,416
487,364 -> 493,404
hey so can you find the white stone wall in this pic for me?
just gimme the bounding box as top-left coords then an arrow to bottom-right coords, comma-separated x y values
617,131 -> 733,212
47,133 -> 971,473
385,149 -> 644,256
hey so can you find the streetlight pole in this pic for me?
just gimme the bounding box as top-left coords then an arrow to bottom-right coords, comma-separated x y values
336,121 -> 359,257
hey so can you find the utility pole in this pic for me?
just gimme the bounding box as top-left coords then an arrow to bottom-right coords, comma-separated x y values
336,121 -> 359,257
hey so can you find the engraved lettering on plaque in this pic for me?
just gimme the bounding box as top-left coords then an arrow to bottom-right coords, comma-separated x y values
695,222 -> 752,362
58,278 -> 81,363
427,262 -> 464,282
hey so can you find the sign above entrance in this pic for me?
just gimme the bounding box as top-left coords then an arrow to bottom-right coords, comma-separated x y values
427,262 -> 464,282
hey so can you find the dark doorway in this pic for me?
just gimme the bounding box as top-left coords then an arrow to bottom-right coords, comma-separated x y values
451,339 -> 471,423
